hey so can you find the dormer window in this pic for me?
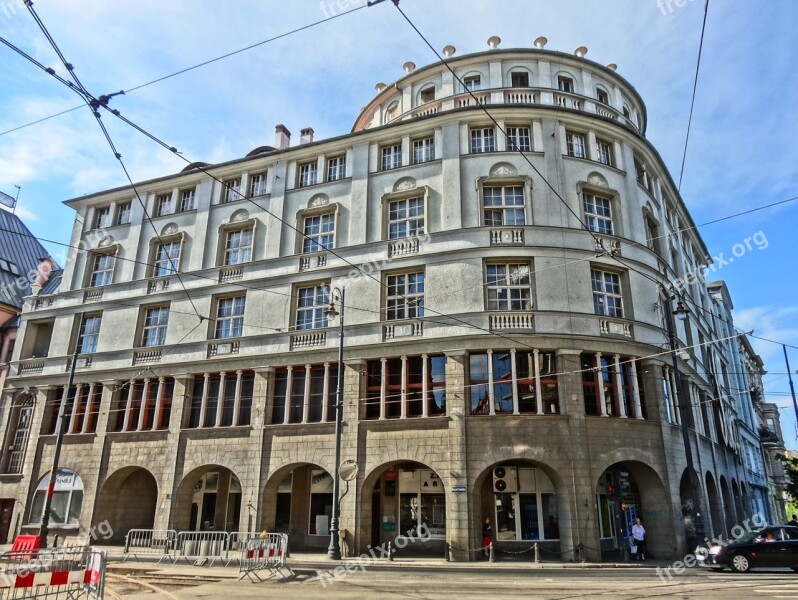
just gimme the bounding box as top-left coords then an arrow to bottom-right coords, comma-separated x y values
557,76 -> 574,93
511,71 -> 529,87
94,206 -> 111,229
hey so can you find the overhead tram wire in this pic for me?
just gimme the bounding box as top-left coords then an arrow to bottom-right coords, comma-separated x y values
0,3 -> 369,137
677,0 -> 710,192
9,10 -> 205,325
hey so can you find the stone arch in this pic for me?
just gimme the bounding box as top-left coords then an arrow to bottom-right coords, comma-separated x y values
731,478 -> 745,523
92,466 -> 158,543
679,468 -> 703,546
719,476 -> 735,535
261,462 -> 333,552
174,464 -> 243,533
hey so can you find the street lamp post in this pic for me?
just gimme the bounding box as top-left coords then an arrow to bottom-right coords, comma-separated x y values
661,289 -> 705,546
38,317 -> 83,549
325,287 -> 345,560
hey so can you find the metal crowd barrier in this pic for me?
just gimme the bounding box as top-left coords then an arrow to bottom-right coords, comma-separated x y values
173,532 -> 229,567
122,529 -> 177,564
226,532 -> 258,555
0,546 -> 105,599
238,534 -> 289,582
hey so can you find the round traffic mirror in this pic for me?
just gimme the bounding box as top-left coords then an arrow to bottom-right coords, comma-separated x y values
339,459 -> 359,482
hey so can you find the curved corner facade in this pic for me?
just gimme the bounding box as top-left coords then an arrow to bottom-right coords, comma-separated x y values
0,45 -> 770,560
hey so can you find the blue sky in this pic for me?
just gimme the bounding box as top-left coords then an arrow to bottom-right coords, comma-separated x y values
1,0 -> 797,446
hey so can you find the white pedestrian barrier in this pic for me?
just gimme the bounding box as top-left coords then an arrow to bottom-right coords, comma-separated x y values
0,546 -> 105,599
238,534 -> 289,582
173,532 -> 229,567
123,529 -> 177,564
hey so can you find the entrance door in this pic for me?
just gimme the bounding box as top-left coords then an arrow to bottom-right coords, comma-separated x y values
371,490 -> 381,547
0,500 -> 14,544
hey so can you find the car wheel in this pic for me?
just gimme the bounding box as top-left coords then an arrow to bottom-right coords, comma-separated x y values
730,553 -> 751,573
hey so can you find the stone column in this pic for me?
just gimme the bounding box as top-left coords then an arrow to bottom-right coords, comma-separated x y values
510,348 -> 520,415
596,352 -> 608,417
613,355 -> 626,418
340,359 -> 364,557
444,350 -> 470,561
159,374 -> 191,531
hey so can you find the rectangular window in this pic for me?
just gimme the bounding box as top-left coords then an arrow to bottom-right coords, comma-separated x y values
141,306 -> 169,347
486,263 -> 532,311
223,178 -> 242,203
596,139 -> 613,166
156,193 -> 173,216
381,144 -> 402,171
215,296 -> 245,339
117,202 -> 131,225
296,285 -> 329,331
464,75 -> 481,91
566,132 -> 586,158
386,272 -> 424,320
249,173 -> 268,197
224,228 -> 253,265
506,127 -> 531,152
154,241 -> 181,276
365,355 -> 446,420
180,188 -> 195,212
78,315 -> 101,354
558,76 -> 574,93
271,365 -> 335,424
511,72 -> 529,87
94,206 -> 111,229
89,253 -> 114,287
388,197 -> 424,240
591,269 -> 623,318
469,351 -> 558,415
483,186 -> 525,226
412,138 -> 434,164
470,128 -> 495,153
597,88 -> 610,105
302,213 -> 335,253
583,193 -> 613,235
326,156 -> 346,181
298,162 -> 318,187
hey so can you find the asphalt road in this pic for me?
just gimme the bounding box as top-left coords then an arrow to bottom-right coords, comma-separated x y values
105,567 -> 798,599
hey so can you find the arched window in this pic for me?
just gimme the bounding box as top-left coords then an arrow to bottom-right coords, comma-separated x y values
418,85 -> 436,105
28,469 -> 84,526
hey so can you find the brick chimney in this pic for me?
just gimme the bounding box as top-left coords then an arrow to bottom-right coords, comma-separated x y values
274,124 -> 291,150
300,128 -> 314,145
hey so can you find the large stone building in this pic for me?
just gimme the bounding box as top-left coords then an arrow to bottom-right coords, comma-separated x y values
0,39 -> 775,560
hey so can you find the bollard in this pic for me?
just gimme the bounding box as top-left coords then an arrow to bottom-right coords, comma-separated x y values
534,542 -> 540,563
445,542 -> 450,562
489,542 -> 495,563
388,541 -> 393,561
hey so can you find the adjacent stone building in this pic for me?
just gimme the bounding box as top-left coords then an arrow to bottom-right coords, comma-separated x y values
0,39 -> 776,559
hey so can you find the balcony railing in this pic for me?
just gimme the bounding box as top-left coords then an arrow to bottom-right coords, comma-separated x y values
490,228 -> 524,245
133,349 -> 162,365
599,319 -> 632,338
300,253 -> 327,272
83,288 -> 103,302
290,331 -> 326,350
219,266 -> 244,283
207,341 -> 240,357
147,277 -> 171,294
17,359 -> 45,375
388,237 -> 420,258
383,320 -> 423,340
489,313 -> 534,331
504,90 -> 538,104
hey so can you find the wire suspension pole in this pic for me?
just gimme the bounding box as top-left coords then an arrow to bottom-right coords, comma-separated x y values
328,287 -> 345,560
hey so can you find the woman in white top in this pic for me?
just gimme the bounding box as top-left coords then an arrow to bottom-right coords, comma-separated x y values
631,518 -> 646,561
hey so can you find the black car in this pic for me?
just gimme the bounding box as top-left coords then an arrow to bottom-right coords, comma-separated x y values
714,526 -> 798,573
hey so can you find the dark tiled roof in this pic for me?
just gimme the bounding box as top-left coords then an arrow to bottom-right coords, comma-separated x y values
39,268 -> 63,296
0,209 -> 58,309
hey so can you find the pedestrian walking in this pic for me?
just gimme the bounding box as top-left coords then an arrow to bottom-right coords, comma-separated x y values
631,517 -> 646,561
481,517 -> 493,558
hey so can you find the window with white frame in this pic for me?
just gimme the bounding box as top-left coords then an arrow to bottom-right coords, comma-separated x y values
386,271 -> 425,320
302,213 -> 335,253
506,126 -> 531,152
224,228 -> 253,265
557,75 -> 574,93
596,138 -> 613,166
327,156 -> 346,182
412,137 -> 434,164
117,202 -> 131,225
153,240 -> 181,276
470,127 -> 495,153
596,87 -> 610,105
28,469 -> 83,526
388,197 -> 424,239
486,263 -> 532,311
250,172 -> 268,197
296,285 -> 329,330
223,177 -> 242,203
298,162 -> 318,187
215,296 -> 245,339
583,193 -> 614,235
156,193 -> 173,216
468,351 -> 559,415
565,131 -> 586,158
511,71 -> 530,87
141,306 -> 169,347
591,269 -> 623,318
483,186 -> 526,226
381,144 -> 402,170
179,188 -> 196,212
94,206 -> 111,229
89,253 -> 114,287
3,398 -> 33,474
463,74 -> 481,91
77,315 -> 101,354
